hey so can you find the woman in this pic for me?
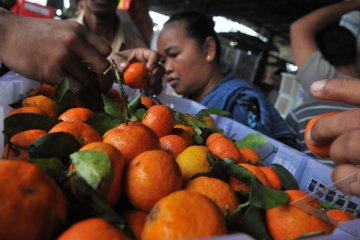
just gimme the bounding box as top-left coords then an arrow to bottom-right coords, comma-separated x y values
157,11 -> 294,145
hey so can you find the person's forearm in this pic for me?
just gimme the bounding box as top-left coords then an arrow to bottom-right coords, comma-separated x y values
292,0 -> 360,34
0,8 -> 10,61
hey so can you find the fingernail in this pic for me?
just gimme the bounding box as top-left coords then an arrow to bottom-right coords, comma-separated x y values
119,62 -> 127,70
311,80 -> 327,93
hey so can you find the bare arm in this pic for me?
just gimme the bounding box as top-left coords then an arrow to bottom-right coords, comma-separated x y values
290,0 -> 360,67
0,8 -> 112,108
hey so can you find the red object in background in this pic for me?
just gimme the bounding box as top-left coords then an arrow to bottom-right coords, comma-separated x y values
11,0 -> 55,19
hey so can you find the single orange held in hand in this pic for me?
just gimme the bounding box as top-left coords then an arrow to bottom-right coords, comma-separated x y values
142,190 -> 227,240
304,111 -> 339,158
185,176 -> 238,214
142,104 -> 176,138
0,160 -> 67,240
124,62 -> 148,89
124,150 -> 183,211
103,122 -> 160,166
58,218 -> 128,240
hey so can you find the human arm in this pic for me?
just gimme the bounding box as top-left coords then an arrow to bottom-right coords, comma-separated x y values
290,0 -> 360,67
108,48 -> 164,96
0,8 -> 112,108
308,78 -> 360,196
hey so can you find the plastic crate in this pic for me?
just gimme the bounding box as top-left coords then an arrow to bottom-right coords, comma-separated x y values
1,74 -> 359,239
156,93 -> 360,240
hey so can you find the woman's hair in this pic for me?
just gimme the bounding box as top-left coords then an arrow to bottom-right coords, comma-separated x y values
164,11 -> 221,62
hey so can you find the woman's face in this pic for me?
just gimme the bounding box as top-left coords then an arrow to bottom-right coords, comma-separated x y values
157,22 -> 211,96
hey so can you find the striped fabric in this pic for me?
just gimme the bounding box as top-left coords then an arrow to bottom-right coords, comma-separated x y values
285,102 -> 355,166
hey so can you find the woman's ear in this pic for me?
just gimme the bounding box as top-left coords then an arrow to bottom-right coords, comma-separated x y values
204,36 -> 217,62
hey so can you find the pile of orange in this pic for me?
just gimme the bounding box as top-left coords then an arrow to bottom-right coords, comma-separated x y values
0,81 -> 356,240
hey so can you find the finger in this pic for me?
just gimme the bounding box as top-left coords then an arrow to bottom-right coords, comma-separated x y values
332,164 -> 360,196
64,57 -> 101,105
107,52 -> 129,72
126,48 -> 160,70
311,78 -> 360,105
329,129 -> 360,165
69,26 -> 111,74
310,109 -> 360,143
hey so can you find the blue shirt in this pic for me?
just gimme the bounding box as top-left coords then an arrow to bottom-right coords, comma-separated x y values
200,73 -> 295,145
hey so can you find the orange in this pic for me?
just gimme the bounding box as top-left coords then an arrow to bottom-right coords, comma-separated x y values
160,134 -> 190,158
22,95 -> 57,117
103,122 -> 160,165
174,124 -> 196,137
142,105 -> 176,138
2,129 -> 47,160
185,176 -> 238,214
229,163 -> 270,192
79,142 -> 126,206
203,115 -> 216,128
123,210 -> 148,240
58,218 -> 128,240
304,112 -> 339,158
238,147 -> 261,164
142,190 -> 227,240
7,106 -> 45,116
206,132 -> 244,163
260,166 -> 282,190
172,126 -> 194,145
107,88 -> 125,107
124,62 -> 148,89
141,96 -> 155,109
176,145 -> 211,181
49,121 -> 101,146
124,150 -> 183,211
58,107 -> 94,122
28,83 -> 56,98
325,209 -> 356,225
0,160 -> 67,240
266,190 -> 333,240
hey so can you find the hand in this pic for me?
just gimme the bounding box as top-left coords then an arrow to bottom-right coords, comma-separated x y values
0,11 -> 112,109
108,48 -> 165,96
309,78 -> 360,196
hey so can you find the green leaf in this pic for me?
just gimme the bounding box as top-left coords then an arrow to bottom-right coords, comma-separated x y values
4,113 -> 60,139
28,132 -> 80,163
86,113 -> 123,135
134,108 -> 146,120
239,206 -> 271,240
70,150 -> 112,196
195,108 -> 231,118
102,94 -> 127,119
57,90 -> 76,115
235,133 -> 269,148
191,153 -> 228,182
250,177 -> 289,209
71,175 -> 127,231
270,163 -> 299,190
127,92 -> 141,109
28,157 -> 64,182
217,158 -> 256,185
55,78 -> 71,103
